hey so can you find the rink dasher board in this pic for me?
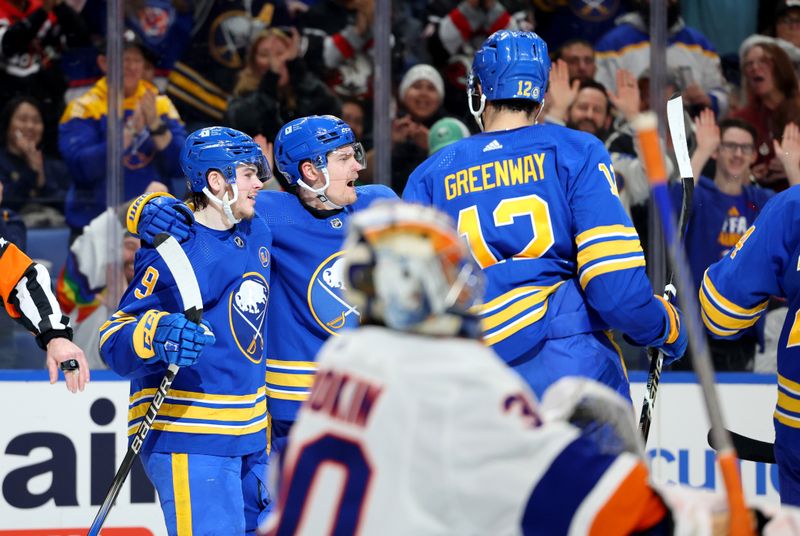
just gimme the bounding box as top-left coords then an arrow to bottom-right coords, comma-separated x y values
0,371 -> 781,533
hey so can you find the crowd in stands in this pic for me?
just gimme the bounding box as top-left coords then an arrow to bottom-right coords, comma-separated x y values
0,0 -> 796,372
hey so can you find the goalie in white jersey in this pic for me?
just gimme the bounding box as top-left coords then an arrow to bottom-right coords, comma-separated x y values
261,202 -> 793,536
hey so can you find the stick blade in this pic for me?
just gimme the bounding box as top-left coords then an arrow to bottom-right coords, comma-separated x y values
666,95 -> 693,180
708,427 -> 776,464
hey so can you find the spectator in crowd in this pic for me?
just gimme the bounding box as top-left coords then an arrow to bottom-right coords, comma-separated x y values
553,38 -> 597,82
733,41 -> 800,191
391,64 -> 447,193
426,0 -> 516,120
225,27 -> 341,140
428,116 -> 470,155
340,96 -> 368,147
0,96 -> 69,227
548,77 -> 614,142
677,111 -> 790,371
165,1 -> 292,130
594,0 -> 729,118
298,0 -> 379,99
739,0 -> 800,76
0,0 -> 90,155
59,31 -> 186,236
530,0 -> 630,51
0,183 -> 25,250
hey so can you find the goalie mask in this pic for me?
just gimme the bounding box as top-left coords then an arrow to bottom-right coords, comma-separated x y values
342,202 -> 485,338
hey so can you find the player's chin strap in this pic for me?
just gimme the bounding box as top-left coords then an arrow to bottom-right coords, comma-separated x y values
297,167 -> 343,210
202,184 -> 241,225
469,92 -> 487,132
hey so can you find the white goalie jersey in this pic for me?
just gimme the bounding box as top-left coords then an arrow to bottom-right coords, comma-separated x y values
262,326 -> 671,536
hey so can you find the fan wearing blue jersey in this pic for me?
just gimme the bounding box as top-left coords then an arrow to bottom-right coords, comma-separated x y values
100,127 -> 274,536
701,186 -> 800,507
402,30 -> 687,399
123,115 -> 397,456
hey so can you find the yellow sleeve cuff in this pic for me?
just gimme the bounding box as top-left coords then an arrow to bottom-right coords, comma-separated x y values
133,309 -> 169,359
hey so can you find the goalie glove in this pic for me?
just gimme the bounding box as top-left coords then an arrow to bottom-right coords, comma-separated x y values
127,192 -> 194,245
133,310 -> 215,367
539,377 -> 644,458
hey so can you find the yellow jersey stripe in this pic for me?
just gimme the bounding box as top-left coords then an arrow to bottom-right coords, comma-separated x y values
779,374 -> 800,394
698,287 -> 761,331
171,62 -> 228,96
128,415 -> 269,436
481,284 -> 559,331
484,301 -> 549,346
775,408 -> 800,429
266,388 -> 310,402
578,257 -> 646,288
576,239 -> 643,269
266,359 -> 318,370
172,454 -> 192,535
165,85 -> 225,121
778,391 -> 800,413
701,272 -> 769,317
168,71 -> 228,112
130,386 -> 266,405
476,285 -> 553,314
575,225 -> 638,247
99,317 -> 136,348
700,310 -> 741,337
266,371 -> 316,388
127,400 -> 267,423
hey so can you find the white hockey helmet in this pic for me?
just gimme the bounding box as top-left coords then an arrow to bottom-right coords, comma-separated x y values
342,201 -> 485,337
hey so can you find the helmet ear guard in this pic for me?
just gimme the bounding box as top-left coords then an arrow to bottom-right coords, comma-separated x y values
342,201 -> 485,338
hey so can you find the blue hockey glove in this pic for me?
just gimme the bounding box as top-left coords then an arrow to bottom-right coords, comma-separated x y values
133,310 -> 215,367
127,192 -> 194,245
654,295 -> 687,365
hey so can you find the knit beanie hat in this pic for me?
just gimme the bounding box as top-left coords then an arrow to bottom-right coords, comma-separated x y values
428,117 -> 470,155
399,64 -> 445,101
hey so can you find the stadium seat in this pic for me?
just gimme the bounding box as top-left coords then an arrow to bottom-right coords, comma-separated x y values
26,226 -> 71,275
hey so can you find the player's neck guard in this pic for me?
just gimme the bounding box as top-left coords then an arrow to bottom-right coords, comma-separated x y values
202,184 -> 241,225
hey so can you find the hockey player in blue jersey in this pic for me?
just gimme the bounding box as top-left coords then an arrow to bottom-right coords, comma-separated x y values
126,115 -> 396,455
701,186 -> 800,507
403,30 -> 688,399
99,126 -> 274,535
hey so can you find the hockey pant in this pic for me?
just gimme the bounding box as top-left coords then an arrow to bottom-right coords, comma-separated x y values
775,423 -> 800,506
509,331 -> 631,402
140,449 -> 270,535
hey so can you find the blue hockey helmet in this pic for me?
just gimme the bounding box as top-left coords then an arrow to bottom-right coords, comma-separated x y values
180,126 -> 271,193
469,30 -> 550,105
273,115 -> 365,186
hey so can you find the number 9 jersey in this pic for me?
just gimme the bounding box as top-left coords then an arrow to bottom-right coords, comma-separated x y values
403,123 -> 671,398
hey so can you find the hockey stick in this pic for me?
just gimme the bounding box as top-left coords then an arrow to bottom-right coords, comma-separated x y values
634,113 -> 754,536
638,95 -> 695,445
708,428 -> 776,464
88,233 -> 202,536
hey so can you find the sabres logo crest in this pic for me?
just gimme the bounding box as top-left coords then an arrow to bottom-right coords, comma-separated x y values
308,251 -> 360,336
229,272 -> 270,363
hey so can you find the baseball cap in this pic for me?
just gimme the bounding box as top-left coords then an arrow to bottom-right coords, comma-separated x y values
428,117 -> 470,155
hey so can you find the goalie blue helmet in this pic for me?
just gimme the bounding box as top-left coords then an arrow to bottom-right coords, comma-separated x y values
342,201 -> 485,338
181,126 -> 271,193
469,30 -> 550,104
274,115 -> 365,186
